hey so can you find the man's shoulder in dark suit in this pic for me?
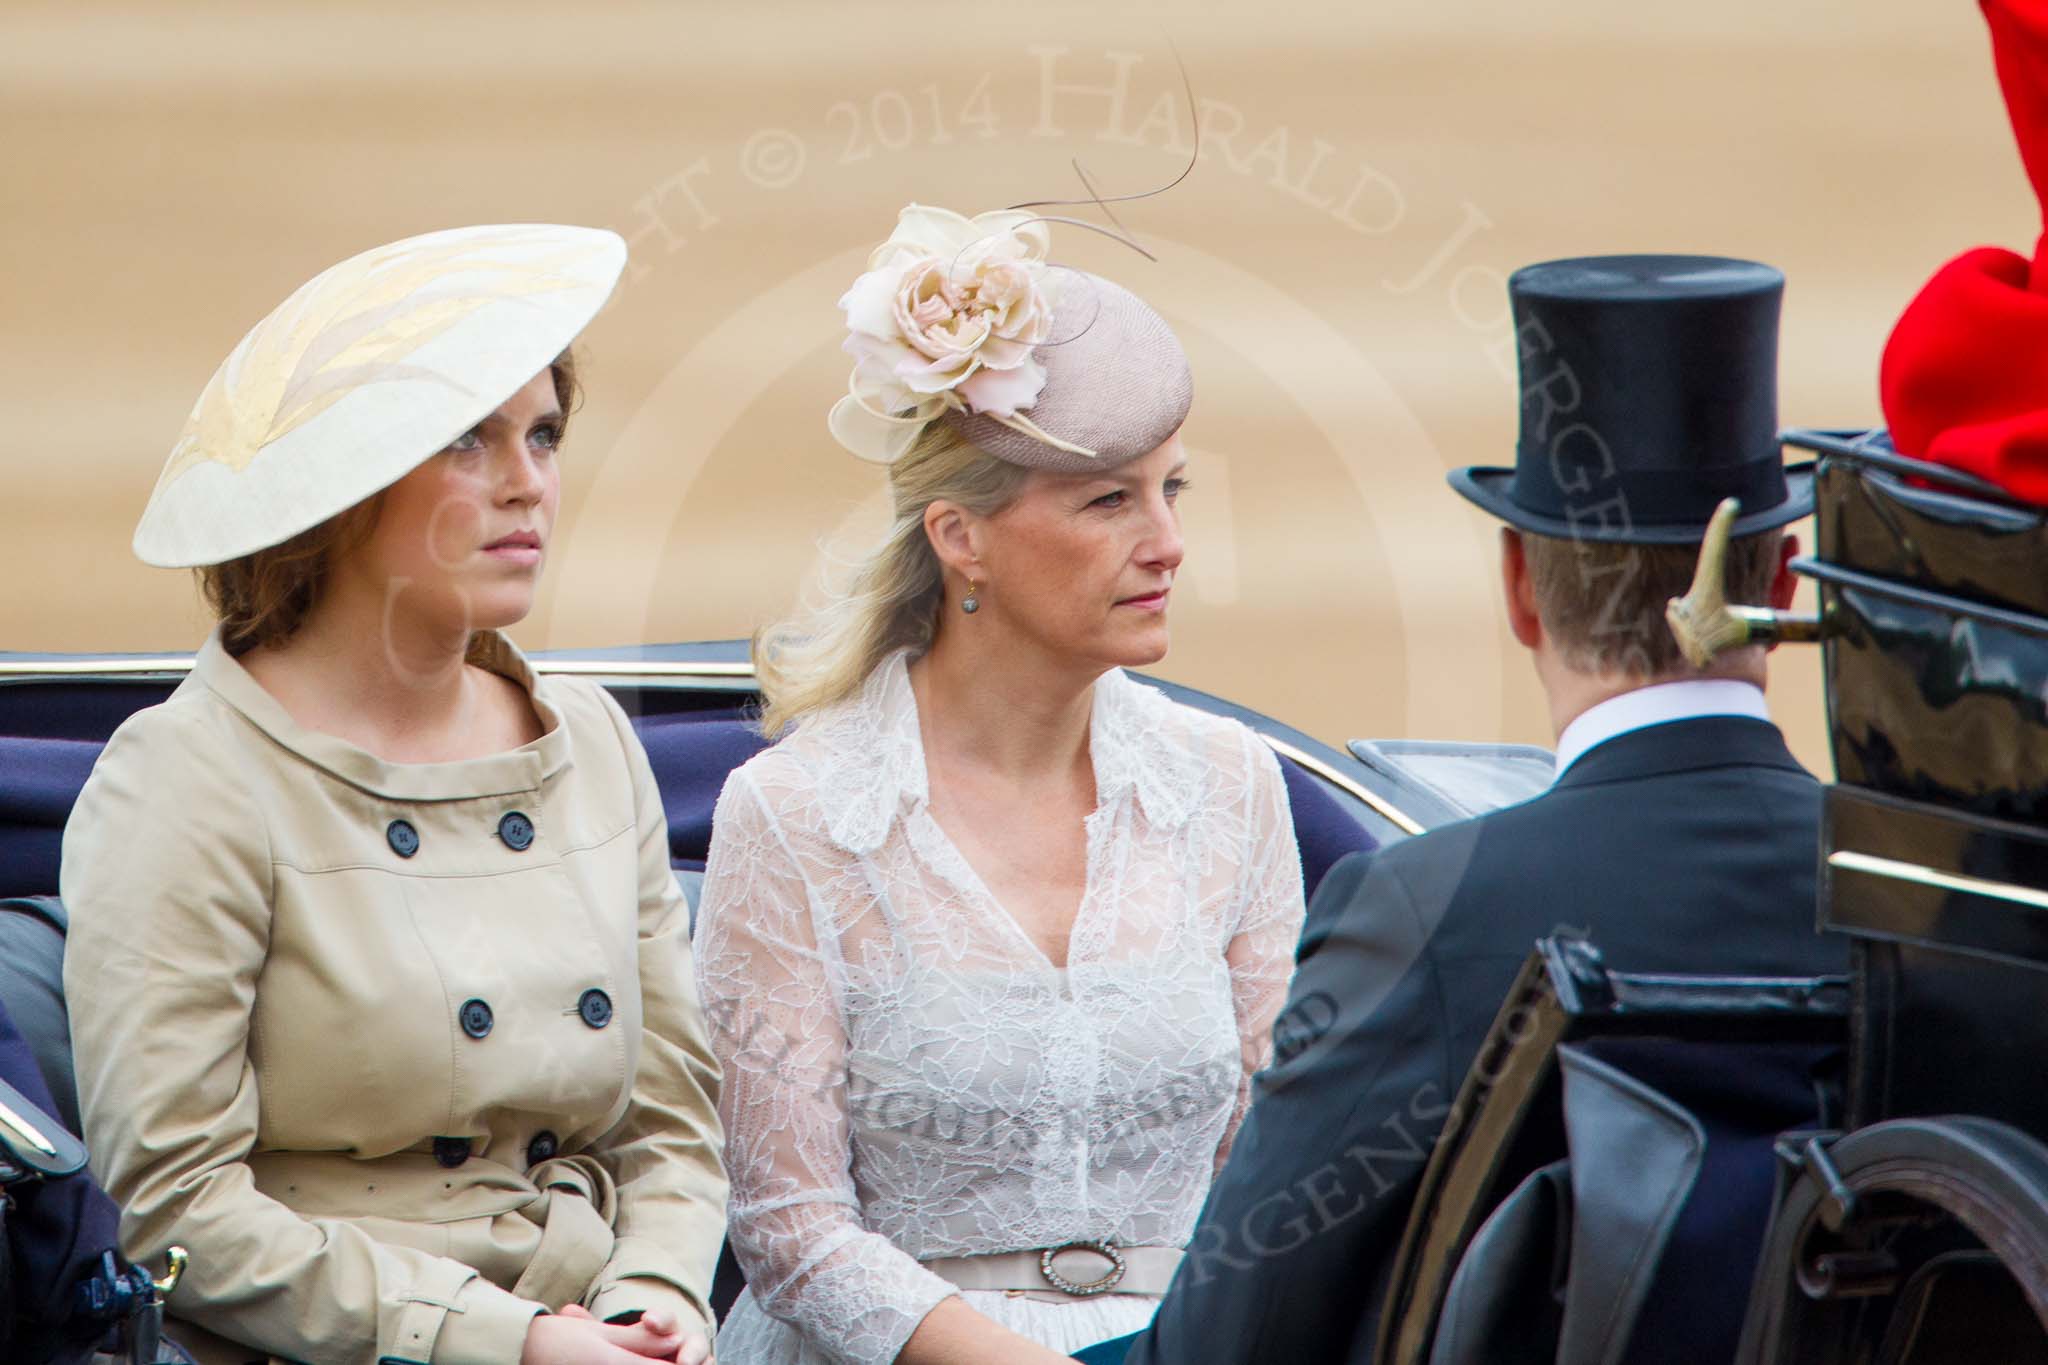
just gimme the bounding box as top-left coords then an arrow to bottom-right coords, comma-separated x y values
1316,713 -> 1842,980
1117,714 -> 1845,1365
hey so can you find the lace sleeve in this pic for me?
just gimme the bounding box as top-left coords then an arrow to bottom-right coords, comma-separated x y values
1215,735 -> 1307,1173
693,768 -> 958,1365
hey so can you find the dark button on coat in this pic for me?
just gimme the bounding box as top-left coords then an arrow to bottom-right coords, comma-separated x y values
60,629 -> 728,1365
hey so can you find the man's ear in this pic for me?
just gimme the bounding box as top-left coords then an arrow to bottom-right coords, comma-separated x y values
1500,528 -> 1544,650
923,500 -> 980,582
1769,533 -> 1800,612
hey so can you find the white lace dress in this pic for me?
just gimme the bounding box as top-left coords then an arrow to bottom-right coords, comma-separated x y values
692,653 -> 1306,1364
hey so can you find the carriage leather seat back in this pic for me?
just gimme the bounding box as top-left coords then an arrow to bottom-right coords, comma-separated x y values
1430,1036 -> 1837,1365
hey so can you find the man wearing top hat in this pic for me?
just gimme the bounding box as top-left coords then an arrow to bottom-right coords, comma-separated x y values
1079,256 -> 1847,1365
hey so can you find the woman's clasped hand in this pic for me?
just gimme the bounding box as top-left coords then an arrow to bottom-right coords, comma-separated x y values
520,1305 -> 714,1365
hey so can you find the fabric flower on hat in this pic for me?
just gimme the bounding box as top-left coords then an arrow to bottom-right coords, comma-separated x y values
828,204 -> 1095,463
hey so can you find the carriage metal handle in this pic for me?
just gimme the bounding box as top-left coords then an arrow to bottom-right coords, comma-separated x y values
1665,497 -> 1824,668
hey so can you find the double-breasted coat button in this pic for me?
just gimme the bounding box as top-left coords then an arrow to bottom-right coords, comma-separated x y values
497,811 -> 534,851
433,1137 -> 471,1168
386,819 -> 419,858
459,998 -> 494,1039
577,988 -> 613,1029
527,1130 -> 559,1166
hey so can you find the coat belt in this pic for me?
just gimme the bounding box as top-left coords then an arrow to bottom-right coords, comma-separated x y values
509,1158 -> 615,1307
246,1149 -> 616,1226
184,1153 -> 618,1363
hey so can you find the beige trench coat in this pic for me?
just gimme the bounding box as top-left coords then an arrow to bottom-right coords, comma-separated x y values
59,630 -> 727,1364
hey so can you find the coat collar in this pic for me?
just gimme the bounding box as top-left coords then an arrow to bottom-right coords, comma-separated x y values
1551,713 -> 1807,791
809,650 -> 1201,855
186,628 -> 573,801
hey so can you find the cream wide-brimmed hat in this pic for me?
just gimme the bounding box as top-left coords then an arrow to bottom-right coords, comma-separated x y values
134,223 -> 627,568
827,204 -> 1192,473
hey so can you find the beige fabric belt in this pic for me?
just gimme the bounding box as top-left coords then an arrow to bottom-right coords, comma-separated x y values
231,1149 -> 616,1357
922,1243 -> 1183,1299
246,1148 -> 535,1221
244,1148 -> 615,1224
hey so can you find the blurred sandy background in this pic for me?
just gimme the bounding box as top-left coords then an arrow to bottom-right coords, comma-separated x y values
2,1 -> 2030,772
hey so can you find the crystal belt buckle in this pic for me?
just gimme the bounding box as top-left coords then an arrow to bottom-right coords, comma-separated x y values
1039,1239 -> 1126,1296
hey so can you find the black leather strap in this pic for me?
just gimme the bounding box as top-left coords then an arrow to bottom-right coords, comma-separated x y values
0,1075 -> 86,1181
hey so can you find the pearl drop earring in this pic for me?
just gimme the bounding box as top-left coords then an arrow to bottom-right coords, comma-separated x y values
962,580 -> 980,614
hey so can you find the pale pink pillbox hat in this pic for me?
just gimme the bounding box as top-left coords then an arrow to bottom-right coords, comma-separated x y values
945,272 -> 1193,473
828,204 -> 1191,474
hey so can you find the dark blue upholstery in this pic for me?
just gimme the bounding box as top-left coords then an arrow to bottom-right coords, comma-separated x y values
1279,757 -> 1373,902
0,680 -> 174,744
0,739 -> 102,902
636,717 -> 771,869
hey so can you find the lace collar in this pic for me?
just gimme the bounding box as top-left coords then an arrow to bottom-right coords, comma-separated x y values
804,650 -> 1202,854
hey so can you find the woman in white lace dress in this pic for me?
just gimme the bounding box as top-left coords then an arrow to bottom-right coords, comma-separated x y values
693,204 -> 1306,1365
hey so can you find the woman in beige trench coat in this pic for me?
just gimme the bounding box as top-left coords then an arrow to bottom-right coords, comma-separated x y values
58,225 -> 726,1365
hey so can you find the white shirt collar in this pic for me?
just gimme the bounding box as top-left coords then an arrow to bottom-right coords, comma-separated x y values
1551,679 -> 1770,779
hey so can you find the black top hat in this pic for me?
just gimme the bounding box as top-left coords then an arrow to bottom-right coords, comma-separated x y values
1449,254 -> 1812,544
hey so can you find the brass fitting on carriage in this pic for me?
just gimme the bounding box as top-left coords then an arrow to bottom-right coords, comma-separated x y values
1665,497 -> 1825,668
152,1246 -> 188,1297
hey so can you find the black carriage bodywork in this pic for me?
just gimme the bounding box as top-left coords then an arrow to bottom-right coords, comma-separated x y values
1742,430 -> 2048,1362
